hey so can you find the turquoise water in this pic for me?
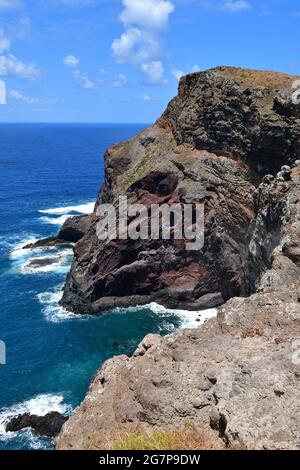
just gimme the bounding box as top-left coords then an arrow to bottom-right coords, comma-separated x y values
0,124 -> 186,450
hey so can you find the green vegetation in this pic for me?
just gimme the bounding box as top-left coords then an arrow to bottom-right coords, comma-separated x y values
82,423 -> 219,450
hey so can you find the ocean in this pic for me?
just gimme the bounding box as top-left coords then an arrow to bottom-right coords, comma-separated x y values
0,123 -> 216,450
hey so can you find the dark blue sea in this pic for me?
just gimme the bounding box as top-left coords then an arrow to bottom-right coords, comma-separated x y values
0,124 -> 200,450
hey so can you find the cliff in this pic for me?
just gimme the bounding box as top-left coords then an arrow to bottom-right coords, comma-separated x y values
56,66 -> 300,450
60,66 -> 300,315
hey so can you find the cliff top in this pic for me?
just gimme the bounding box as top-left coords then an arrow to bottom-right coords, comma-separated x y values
184,65 -> 300,90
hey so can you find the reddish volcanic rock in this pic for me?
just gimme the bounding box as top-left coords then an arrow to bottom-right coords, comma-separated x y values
60,66 -> 300,315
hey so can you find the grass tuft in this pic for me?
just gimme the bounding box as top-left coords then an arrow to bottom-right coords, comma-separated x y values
109,424 -> 216,451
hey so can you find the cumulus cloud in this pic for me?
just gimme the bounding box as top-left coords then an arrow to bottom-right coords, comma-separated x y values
112,0 -> 174,85
141,60 -> 166,85
112,27 -> 160,65
120,0 -> 175,30
0,54 -> 40,79
63,54 -> 95,89
0,28 -> 40,82
63,55 -> 79,68
72,69 -> 95,89
9,89 -> 58,104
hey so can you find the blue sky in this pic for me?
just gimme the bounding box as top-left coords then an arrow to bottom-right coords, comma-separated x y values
0,0 -> 299,123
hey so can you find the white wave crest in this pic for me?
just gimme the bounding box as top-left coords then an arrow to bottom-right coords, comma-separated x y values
8,237 -> 73,275
39,202 -> 95,216
37,287 -> 86,323
39,215 -> 72,226
116,302 -> 218,329
9,237 -> 40,259
148,302 -> 218,329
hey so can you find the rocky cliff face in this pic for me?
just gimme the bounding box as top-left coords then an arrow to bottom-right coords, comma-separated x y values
57,164 -> 300,450
56,66 -> 300,450
61,66 -> 300,315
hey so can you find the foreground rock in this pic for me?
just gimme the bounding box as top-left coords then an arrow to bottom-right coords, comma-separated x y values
25,256 -> 63,269
23,237 -> 72,250
58,215 -> 93,243
61,66 -> 300,315
56,288 -> 300,450
23,214 -> 93,250
7,412 -> 68,438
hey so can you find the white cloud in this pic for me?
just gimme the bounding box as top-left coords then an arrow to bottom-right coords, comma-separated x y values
0,0 -> 21,10
9,89 -> 57,104
0,26 -> 40,85
201,0 -> 251,12
0,54 -> 40,79
222,1 -> 251,12
112,0 -> 174,85
63,55 -> 79,68
141,60 -> 166,85
72,69 -> 95,89
112,73 -> 127,87
172,69 -> 184,81
112,27 -> 160,65
120,0 -> 175,30
63,55 -> 95,89
0,79 -> 6,104
0,29 -> 10,54
136,93 -> 152,101
172,64 -> 200,81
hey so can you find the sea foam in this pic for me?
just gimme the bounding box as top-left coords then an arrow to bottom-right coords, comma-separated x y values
37,286 -> 87,323
0,394 -> 72,448
39,215 -> 73,226
115,302 -> 218,329
39,202 -> 95,216
9,237 -> 73,275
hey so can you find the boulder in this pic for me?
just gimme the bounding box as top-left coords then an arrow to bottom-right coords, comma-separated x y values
6,412 -> 68,438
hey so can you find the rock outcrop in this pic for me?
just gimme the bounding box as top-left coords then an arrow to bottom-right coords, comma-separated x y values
23,214 -> 93,250
57,164 -> 300,450
56,66 -> 300,450
7,412 -> 68,438
61,67 -> 300,315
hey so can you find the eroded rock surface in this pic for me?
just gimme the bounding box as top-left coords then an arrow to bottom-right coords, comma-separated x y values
57,67 -> 300,450
56,286 -> 300,450
61,67 -> 300,315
